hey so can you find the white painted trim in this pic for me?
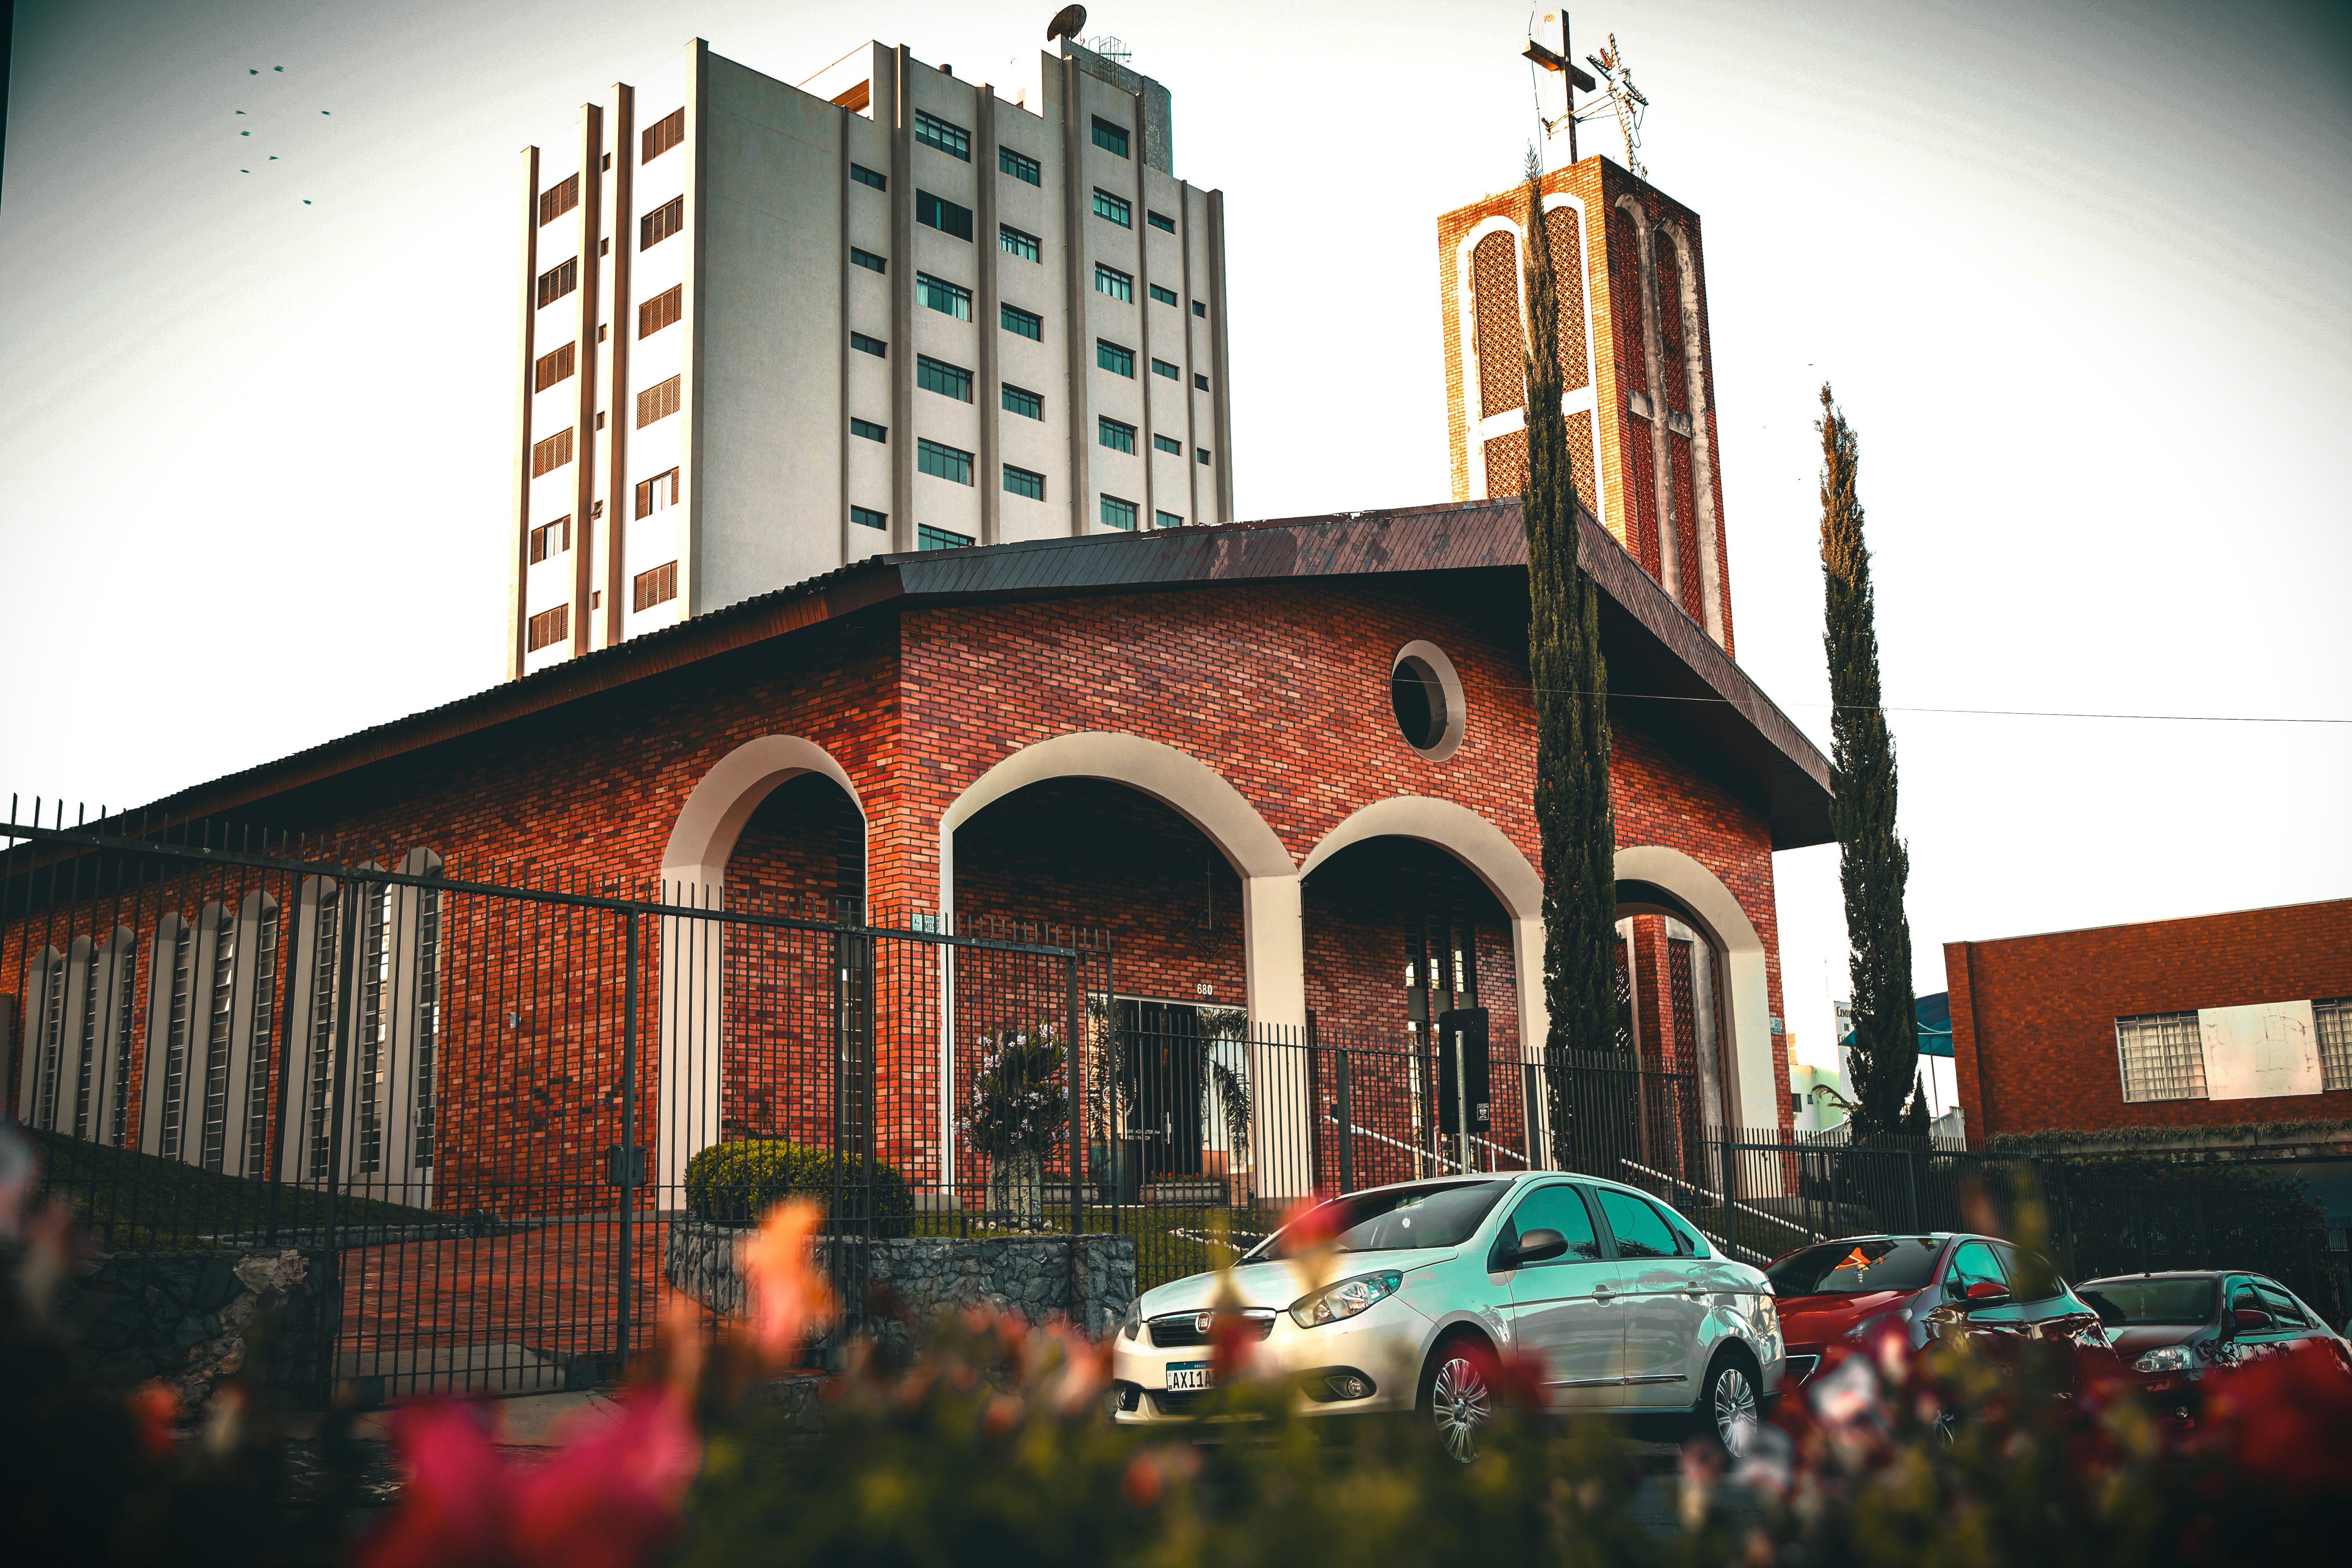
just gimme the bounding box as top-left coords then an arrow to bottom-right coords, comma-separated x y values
1391,640 -> 1468,762
1613,845 -> 1778,1131
659,733 -> 867,897
1453,213 -> 1524,499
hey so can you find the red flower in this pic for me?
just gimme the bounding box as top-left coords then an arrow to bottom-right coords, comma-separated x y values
2195,1341 -> 2352,1496
740,1198 -> 837,1365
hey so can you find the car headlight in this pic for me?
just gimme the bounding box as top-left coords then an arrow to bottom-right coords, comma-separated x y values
1288,1271 -> 1403,1329
2134,1345 -> 2194,1374
1121,1298 -> 1142,1341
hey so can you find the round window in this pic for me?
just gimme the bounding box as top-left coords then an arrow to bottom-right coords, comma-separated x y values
1389,642 -> 1466,760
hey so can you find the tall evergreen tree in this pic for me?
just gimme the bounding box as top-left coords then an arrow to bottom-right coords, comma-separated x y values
1520,154 -> 1618,1168
1817,385 -> 1918,1140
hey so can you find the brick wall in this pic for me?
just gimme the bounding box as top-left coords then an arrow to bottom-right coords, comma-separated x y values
1946,899 -> 2352,1139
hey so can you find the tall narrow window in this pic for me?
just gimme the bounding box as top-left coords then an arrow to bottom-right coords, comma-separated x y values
914,110 -> 970,160
537,173 -> 579,225
535,258 -> 578,308
998,145 -> 1041,184
638,285 -> 682,338
31,952 -> 66,1132
916,355 -> 974,402
109,939 -> 135,1148
158,921 -> 194,1161
534,342 -> 576,390
636,374 -> 681,427
640,195 -> 684,250
200,909 -> 236,1173
635,468 -> 680,518
633,560 -> 679,610
72,945 -> 101,1140
243,906 -> 279,1174
305,895 -> 341,1180
412,891 -> 439,1172
641,108 -> 684,162
1091,116 -> 1129,157
354,886 -> 390,1177
916,190 -> 974,241
916,273 -> 973,320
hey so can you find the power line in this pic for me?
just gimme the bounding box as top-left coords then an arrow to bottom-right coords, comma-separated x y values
1502,686 -> 2352,724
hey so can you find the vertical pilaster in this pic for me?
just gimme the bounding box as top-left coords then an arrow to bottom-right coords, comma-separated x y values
570,104 -> 603,657
604,84 -> 636,647
508,145 -> 540,681
1059,55 -> 1092,534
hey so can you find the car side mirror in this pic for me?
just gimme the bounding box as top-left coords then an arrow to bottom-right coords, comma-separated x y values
1514,1229 -> 1569,1266
2231,1307 -> 2274,1332
1963,1281 -> 2011,1307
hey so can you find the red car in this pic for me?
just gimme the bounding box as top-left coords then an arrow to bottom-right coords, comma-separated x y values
2074,1270 -> 2352,1418
1766,1232 -> 2121,1395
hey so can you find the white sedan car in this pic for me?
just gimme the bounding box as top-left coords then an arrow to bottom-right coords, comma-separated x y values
1109,1172 -> 1783,1457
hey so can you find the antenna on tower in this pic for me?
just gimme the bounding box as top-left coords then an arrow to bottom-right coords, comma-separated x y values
1573,33 -> 1650,178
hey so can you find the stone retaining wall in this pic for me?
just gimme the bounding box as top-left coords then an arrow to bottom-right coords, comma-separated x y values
665,1222 -> 1137,1337
59,1247 -> 328,1408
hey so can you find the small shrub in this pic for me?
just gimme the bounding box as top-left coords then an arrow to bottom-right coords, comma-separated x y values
683,1141 -> 914,1237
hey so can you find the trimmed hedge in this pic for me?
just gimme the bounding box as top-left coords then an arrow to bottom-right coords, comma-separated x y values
683,1140 -> 915,1236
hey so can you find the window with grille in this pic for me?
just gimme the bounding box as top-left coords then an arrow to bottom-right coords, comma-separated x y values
71,944 -> 100,1140
999,145 -> 1040,184
635,467 -> 679,518
914,109 -> 970,160
158,920 -> 194,1160
354,886 -> 390,1176
850,505 -> 887,530
1092,116 -> 1129,157
200,910 -> 236,1173
633,560 -> 678,611
917,354 -> 973,402
109,942 -> 136,1147
527,604 -> 570,651
917,437 -> 974,485
1092,189 -> 1131,227
1149,283 -> 1177,306
2318,999 -> 2352,1092
1100,494 -> 1138,530
639,285 -> 682,338
636,374 -> 681,427
1148,210 -> 1175,234
642,108 -> 684,162
851,246 -> 887,274
1096,339 -> 1133,377
851,162 -> 886,191
242,907 -> 278,1174
1151,357 -> 1177,379
535,257 -> 577,308
1093,263 -> 1132,302
918,524 -> 973,550
1001,303 -> 1042,340
31,952 -> 65,1133
304,897 -> 341,1179
1003,464 -> 1045,501
2115,1011 -> 2208,1102
640,195 -> 684,249
1098,417 -> 1136,454
528,513 -> 569,563
412,891 -> 439,1171
1156,510 -> 1184,529
851,331 -> 886,357
916,272 -> 972,320
537,173 -> 579,225
1153,433 -> 1180,455
850,417 -> 886,443
916,190 -> 973,241
534,341 -> 575,390
1001,383 -> 1042,419
1000,224 -> 1040,262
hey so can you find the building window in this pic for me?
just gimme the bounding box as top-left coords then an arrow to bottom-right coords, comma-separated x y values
917,354 -> 974,402
1194,372 -> 1209,390
1098,416 -> 1136,454
851,246 -> 887,274
1000,223 -> 1040,262
634,467 -> 679,518
851,417 -> 887,442
851,331 -> 886,358
636,374 -> 681,428
1001,303 -> 1043,340
534,342 -> 576,391
919,524 -> 973,550
915,109 -> 970,160
850,505 -> 887,530
1100,494 -> 1138,530
2315,998 -> 2352,1092
1003,463 -> 1045,501
528,516 -> 570,563
1092,116 -> 1129,157
1002,383 -> 1043,419
1093,263 -> 1133,302
1096,339 -> 1134,377
999,145 -> 1041,184
916,189 -> 974,241
640,195 -> 684,250
917,437 -> 974,485
1151,357 -> 1178,380
527,604 -> 570,652
632,287 -> 681,340
1153,433 -> 1181,455
642,108 -> 684,162
1149,283 -> 1177,306
632,560 -> 678,611
1147,210 -> 1175,234
1092,188 -> 1132,227
530,428 -> 573,477
240,911 -> 278,1167
916,272 -> 973,320
535,257 -> 577,308
2115,1011 -> 2209,1103
851,162 -> 887,191
537,173 -> 579,226
1196,446 -> 1211,465
1156,510 -> 1183,529
1192,299 -> 1207,318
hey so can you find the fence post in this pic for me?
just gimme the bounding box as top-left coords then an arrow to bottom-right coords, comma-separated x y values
1065,949 -> 1085,1243
1904,1147 -> 1922,1234
318,874 -> 367,1403
617,908 -> 639,1376
1336,1047 -> 1354,1193
264,865 -> 307,1247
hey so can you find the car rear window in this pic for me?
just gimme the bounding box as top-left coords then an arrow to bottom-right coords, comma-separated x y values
2077,1278 -> 2216,1327
1595,1188 -> 1684,1259
1767,1237 -> 1942,1296
1252,1180 -> 1510,1258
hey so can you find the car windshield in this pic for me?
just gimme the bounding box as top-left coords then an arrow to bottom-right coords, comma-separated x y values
2077,1278 -> 2218,1327
1250,1180 -> 1511,1259
1767,1237 -> 1942,1296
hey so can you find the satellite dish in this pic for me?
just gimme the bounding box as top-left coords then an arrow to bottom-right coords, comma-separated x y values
1047,5 -> 1087,42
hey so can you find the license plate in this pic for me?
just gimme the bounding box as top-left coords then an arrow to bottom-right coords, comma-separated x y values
1165,1361 -> 1213,1392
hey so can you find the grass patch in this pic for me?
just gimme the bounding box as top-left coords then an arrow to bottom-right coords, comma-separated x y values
27,1127 -> 443,1253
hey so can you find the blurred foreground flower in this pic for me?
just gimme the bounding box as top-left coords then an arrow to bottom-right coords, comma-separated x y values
739,1198 -> 836,1364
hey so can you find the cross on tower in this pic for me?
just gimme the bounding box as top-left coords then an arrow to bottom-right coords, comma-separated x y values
1522,12 -> 1597,162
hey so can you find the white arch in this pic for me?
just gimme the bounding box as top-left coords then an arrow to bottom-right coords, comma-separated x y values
660,734 -> 866,898
1613,844 -> 1777,1131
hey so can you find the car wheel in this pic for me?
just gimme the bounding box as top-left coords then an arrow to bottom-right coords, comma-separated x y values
1697,1354 -> 1760,1456
1421,1337 -> 1496,1463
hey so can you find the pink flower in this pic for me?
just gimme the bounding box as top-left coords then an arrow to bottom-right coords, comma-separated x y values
740,1198 -> 837,1364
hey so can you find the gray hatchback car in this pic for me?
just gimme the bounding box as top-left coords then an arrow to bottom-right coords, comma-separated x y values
1108,1172 -> 1785,1457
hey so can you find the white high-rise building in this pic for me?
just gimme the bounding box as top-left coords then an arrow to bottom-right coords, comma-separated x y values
508,36 -> 1236,678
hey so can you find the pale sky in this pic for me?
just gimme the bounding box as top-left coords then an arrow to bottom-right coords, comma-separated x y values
4,0 -> 2348,1067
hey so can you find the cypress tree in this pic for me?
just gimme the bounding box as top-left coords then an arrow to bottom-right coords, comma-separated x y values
1817,386 -> 1918,1141
1520,153 -> 1618,1167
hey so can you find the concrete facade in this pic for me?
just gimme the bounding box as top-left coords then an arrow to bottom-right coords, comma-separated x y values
512,38 -> 1234,680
